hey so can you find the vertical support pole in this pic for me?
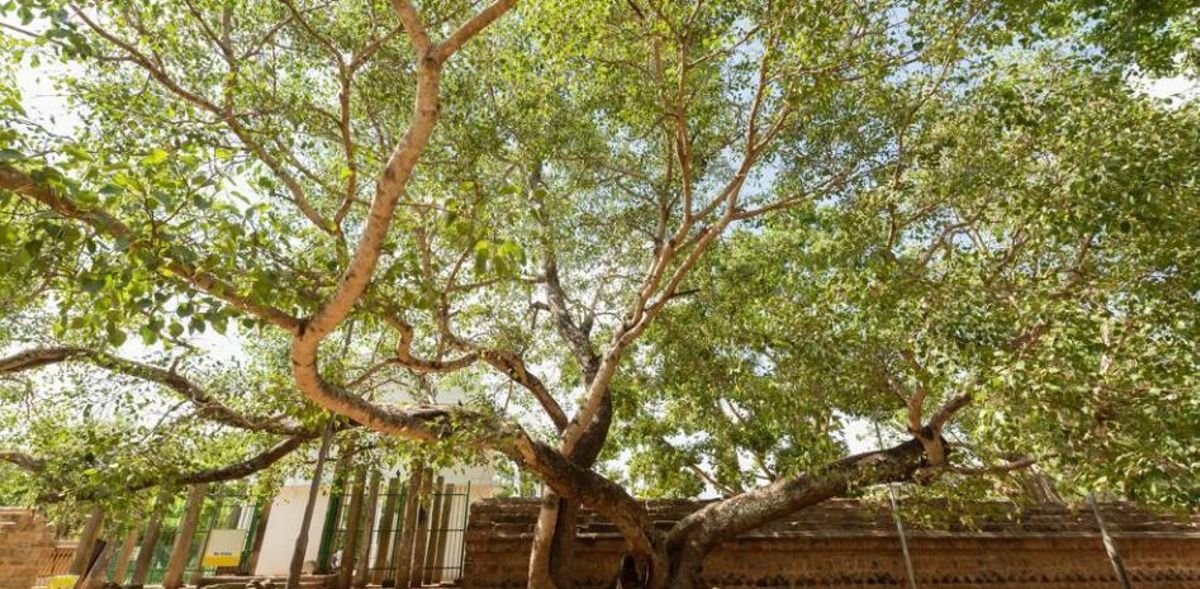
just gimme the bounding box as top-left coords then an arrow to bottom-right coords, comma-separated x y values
163,483 -> 209,589
338,465 -> 368,589
288,420 -> 335,589
246,499 -> 273,575
355,471 -> 381,588
1090,494 -> 1133,589
319,446 -> 354,573
409,470 -> 433,588
112,527 -> 140,584
79,538 -> 114,589
373,477 -> 400,584
129,487 -> 173,589
69,506 -> 106,576
459,481 -> 471,578
429,481 -> 453,584
392,465 -> 425,588
421,477 -> 445,585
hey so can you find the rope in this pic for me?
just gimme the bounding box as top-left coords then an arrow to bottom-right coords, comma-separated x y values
1089,494 -> 1133,589
874,420 -> 918,589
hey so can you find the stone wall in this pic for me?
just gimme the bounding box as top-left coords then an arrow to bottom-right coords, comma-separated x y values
0,508 -> 56,589
462,499 -> 1200,589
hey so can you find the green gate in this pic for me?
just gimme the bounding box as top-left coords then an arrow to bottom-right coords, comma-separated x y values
318,473 -> 472,586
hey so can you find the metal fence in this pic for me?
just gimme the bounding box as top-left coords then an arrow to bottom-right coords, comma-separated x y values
319,475 -> 472,586
106,487 -> 264,585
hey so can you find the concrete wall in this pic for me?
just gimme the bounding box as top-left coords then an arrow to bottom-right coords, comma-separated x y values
255,464 -> 498,578
463,499 -> 1200,589
254,485 -> 334,576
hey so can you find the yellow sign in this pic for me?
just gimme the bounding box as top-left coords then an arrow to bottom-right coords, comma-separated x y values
201,528 -> 248,567
46,576 -> 77,589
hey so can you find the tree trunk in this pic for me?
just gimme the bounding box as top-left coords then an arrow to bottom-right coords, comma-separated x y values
288,420 -> 335,589
129,487 -> 172,589
69,506 -> 105,576
527,397 -> 612,589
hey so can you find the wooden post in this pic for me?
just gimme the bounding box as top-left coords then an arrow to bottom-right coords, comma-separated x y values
421,477 -> 445,585
337,465 -> 368,589
428,482 -> 454,584
391,466 -> 425,588
79,538 -> 114,589
69,506 -> 106,576
372,477 -> 400,584
288,420 -> 335,589
112,527 -> 140,584
246,498 -> 274,575
409,470 -> 434,588
129,487 -> 173,589
162,483 -> 209,589
355,471 -> 381,588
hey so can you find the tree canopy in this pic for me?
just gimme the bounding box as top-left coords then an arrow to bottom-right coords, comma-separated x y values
0,1 -> 1197,587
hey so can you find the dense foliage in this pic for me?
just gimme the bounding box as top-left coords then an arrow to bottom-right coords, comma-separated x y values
0,1 -> 1196,586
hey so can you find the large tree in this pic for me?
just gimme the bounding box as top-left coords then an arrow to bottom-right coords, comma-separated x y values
1,2 -> 1197,588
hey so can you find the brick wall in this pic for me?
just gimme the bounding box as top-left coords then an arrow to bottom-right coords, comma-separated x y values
463,499 -> 1200,589
0,508 -> 56,589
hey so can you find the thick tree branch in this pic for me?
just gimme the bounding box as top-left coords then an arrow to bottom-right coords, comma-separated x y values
667,438 -> 927,556
0,165 -> 302,331
290,0 -> 516,455
0,346 -> 304,436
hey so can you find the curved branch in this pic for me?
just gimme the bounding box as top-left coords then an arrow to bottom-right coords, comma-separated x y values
0,450 -> 45,472
667,438 -> 927,556
0,165 -> 302,331
0,346 -> 305,436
